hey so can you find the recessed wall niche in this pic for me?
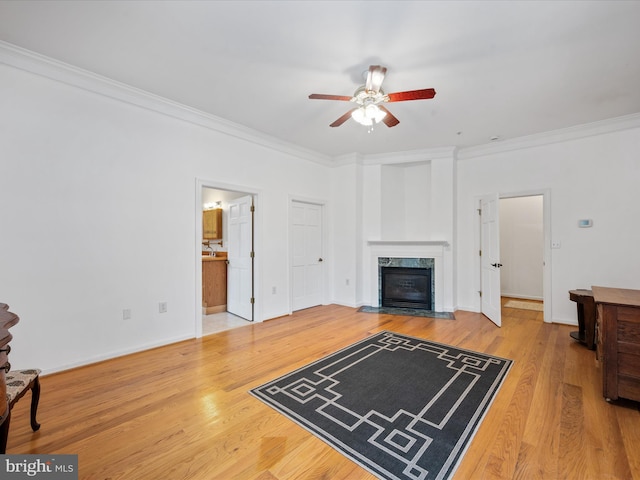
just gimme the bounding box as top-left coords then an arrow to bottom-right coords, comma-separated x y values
380,162 -> 431,240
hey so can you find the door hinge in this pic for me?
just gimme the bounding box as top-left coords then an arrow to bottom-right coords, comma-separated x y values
479,249 -> 482,257
250,205 -> 255,213
250,297 -> 255,304
250,251 -> 255,258
477,208 -> 482,215
478,290 -> 482,297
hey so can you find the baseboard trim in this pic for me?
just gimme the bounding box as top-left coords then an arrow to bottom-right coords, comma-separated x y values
39,334 -> 194,376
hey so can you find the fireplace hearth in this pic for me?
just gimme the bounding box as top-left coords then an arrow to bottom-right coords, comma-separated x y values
381,266 -> 433,310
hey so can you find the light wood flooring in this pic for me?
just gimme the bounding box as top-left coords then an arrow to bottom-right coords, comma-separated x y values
7,301 -> 640,479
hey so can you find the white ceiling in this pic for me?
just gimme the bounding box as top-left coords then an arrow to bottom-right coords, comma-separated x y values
2,0 -> 640,158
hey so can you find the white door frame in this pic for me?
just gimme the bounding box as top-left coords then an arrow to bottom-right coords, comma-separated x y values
476,188 -> 551,324
288,195 -> 329,314
195,178 -> 262,338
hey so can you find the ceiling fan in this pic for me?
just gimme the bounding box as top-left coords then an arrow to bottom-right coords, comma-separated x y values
309,65 -> 436,128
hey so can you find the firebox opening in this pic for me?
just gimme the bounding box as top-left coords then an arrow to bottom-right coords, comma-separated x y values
381,266 -> 433,310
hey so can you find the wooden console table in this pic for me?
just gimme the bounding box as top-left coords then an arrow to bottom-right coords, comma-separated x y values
568,289 -> 596,350
592,286 -> 640,402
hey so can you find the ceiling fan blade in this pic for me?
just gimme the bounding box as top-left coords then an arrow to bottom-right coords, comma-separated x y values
365,65 -> 387,94
309,94 -> 353,101
378,105 -> 400,127
330,109 -> 357,127
387,88 -> 436,102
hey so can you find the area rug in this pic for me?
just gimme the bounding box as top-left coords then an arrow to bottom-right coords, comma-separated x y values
358,306 -> 455,319
250,331 -> 512,480
504,299 -> 543,312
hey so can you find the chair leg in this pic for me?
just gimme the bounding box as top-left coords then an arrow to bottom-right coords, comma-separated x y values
30,376 -> 41,431
0,410 -> 11,454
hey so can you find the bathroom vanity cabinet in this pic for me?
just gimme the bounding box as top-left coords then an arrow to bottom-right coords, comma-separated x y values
203,255 -> 227,314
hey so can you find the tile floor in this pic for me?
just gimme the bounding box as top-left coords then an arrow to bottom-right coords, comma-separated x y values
202,311 -> 252,336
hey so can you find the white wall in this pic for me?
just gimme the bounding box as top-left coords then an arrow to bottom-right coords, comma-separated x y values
0,62 -> 330,373
329,162 -> 361,306
380,164 -> 406,239
457,126 -> 640,323
379,163 -> 433,240
499,196 -> 543,300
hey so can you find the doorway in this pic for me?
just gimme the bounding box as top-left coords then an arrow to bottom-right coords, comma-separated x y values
479,190 -> 551,325
499,195 -> 543,301
196,181 -> 259,337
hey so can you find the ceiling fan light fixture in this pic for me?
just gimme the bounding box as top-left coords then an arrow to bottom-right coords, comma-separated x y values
367,104 -> 387,123
351,107 -> 371,126
351,104 -> 386,126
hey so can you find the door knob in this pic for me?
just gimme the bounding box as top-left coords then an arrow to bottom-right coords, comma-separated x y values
491,263 -> 503,268
318,258 -> 323,262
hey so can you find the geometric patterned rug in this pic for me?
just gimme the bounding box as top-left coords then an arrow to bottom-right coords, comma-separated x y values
250,331 -> 512,480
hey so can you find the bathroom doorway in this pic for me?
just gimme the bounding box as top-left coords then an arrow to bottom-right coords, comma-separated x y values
196,180 -> 260,337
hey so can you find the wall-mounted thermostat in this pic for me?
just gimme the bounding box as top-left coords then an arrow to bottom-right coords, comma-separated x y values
578,219 -> 593,228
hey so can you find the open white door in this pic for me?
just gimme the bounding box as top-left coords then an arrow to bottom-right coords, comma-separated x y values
291,200 -> 323,311
480,193 -> 502,326
227,195 -> 254,321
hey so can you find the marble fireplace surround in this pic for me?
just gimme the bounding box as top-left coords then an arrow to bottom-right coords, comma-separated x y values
368,240 -> 449,312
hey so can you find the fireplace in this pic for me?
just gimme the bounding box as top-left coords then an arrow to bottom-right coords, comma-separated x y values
381,267 -> 433,309
369,241 -> 449,312
376,256 -> 435,310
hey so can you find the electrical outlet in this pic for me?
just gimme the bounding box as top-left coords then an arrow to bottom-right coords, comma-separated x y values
159,302 -> 167,313
123,309 -> 131,320
551,240 -> 561,249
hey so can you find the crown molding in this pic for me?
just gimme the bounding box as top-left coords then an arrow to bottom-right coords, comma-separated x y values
457,113 -> 640,160
334,112 -> 640,165
362,146 -> 457,165
332,152 -> 364,167
4,41 -> 638,167
331,146 -> 457,167
0,41 -> 333,167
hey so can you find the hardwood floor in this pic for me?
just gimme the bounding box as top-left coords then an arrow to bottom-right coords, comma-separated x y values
7,303 -> 640,479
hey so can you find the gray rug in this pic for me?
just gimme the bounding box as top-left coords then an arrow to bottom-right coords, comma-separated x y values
250,331 -> 512,480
